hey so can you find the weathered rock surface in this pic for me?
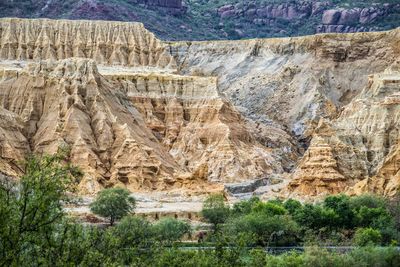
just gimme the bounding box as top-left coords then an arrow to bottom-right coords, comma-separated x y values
288,64 -> 400,198
169,28 -> 400,198
1,17 -> 400,200
217,1 -> 400,35
0,18 -> 289,195
169,29 -> 399,138
0,18 -> 175,68
0,57 -> 284,194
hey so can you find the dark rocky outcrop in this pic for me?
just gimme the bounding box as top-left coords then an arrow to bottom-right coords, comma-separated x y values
134,0 -> 182,9
217,1 -> 400,35
316,4 -> 400,33
224,178 -> 269,195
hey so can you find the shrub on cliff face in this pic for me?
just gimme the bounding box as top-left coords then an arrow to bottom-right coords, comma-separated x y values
90,188 -> 136,226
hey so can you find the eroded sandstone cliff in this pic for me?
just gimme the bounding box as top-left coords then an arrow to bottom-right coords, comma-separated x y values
289,64 -> 400,198
0,17 -> 287,195
0,18 -> 400,199
169,28 -> 400,198
0,18 -> 175,68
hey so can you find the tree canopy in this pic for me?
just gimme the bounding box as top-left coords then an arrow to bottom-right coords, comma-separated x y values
90,187 -> 136,226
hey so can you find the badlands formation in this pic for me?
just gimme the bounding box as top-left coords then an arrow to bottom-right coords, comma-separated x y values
0,18 -> 399,203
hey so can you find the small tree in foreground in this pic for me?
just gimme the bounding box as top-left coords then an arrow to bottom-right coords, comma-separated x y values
0,148 -> 82,265
202,194 -> 230,233
90,188 -> 136,226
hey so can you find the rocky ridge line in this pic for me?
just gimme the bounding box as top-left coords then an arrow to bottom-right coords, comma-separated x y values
0,18 -> 175,68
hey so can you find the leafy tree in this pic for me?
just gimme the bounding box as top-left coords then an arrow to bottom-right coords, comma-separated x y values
388,193 -> 400,233
112,216 -> 154,248
293,204 -> 338,230
90,188 -> 136,226
349,194 -> 387,210
349,194 -> 397,244
225,213 -> 299,246
323,194 -> 354,229
252,202 -> 287,216
154,217 -> 191,245
202,194 -> 230,232
284,199 -> 302,215
232,196 -> 260,216
354,228 -> 382,246
353,206 -> 392,228
0,149 -> 82,265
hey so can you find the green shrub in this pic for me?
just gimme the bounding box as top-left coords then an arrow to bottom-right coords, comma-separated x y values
225,213 -> 299,246
111,216 -> 154,248
284,199 -> 302,215
232,196 -> 261,216
90,188 -> 136,225
153,217 -> 191,245
266,251 -> 304,267
323,195 -> 354,229
350,246 -> 400,267
202,194 -> 230,232
353,228 -> 382,246
252,202 -> 287,216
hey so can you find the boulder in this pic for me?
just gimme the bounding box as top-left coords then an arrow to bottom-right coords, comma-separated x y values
221,10 -> 236,19
338,9 -> 360,25
218,4 -> 234,15
322,9 -> 342,25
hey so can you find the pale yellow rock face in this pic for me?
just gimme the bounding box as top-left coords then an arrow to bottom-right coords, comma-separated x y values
0,56 -> 282,194
288,64 -> 400,198
0,18 -> 175,68
0,59 -> 182,193
1,17 -> 400,199
288,135 -> 347,197
168,28 -> 400,199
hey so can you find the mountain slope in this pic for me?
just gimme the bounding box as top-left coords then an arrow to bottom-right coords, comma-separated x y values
0,18 -> 288,195
0,18 -> 400,199
1,0 -> 400,40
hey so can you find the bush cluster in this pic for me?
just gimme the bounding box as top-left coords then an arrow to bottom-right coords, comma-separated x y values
202,193 -> 400,248
1,152 -> 400,266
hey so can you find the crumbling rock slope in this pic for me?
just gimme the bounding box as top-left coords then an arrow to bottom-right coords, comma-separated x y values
289,64 -> 400,198
169,28 -> 400,198
1,17 -> 400,198
0,58 -> 282,194
0,18 -> 175,68
0,18 -> 286,194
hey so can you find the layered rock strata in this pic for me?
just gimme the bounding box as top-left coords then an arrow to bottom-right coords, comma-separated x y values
0,57 -> 283,194
170,29 -> 400,139
1,18 -> 400,199
108,72 -> 283,184
169,28 -> 400,197
0,18 -> 175,68
289,65 -> 400,197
